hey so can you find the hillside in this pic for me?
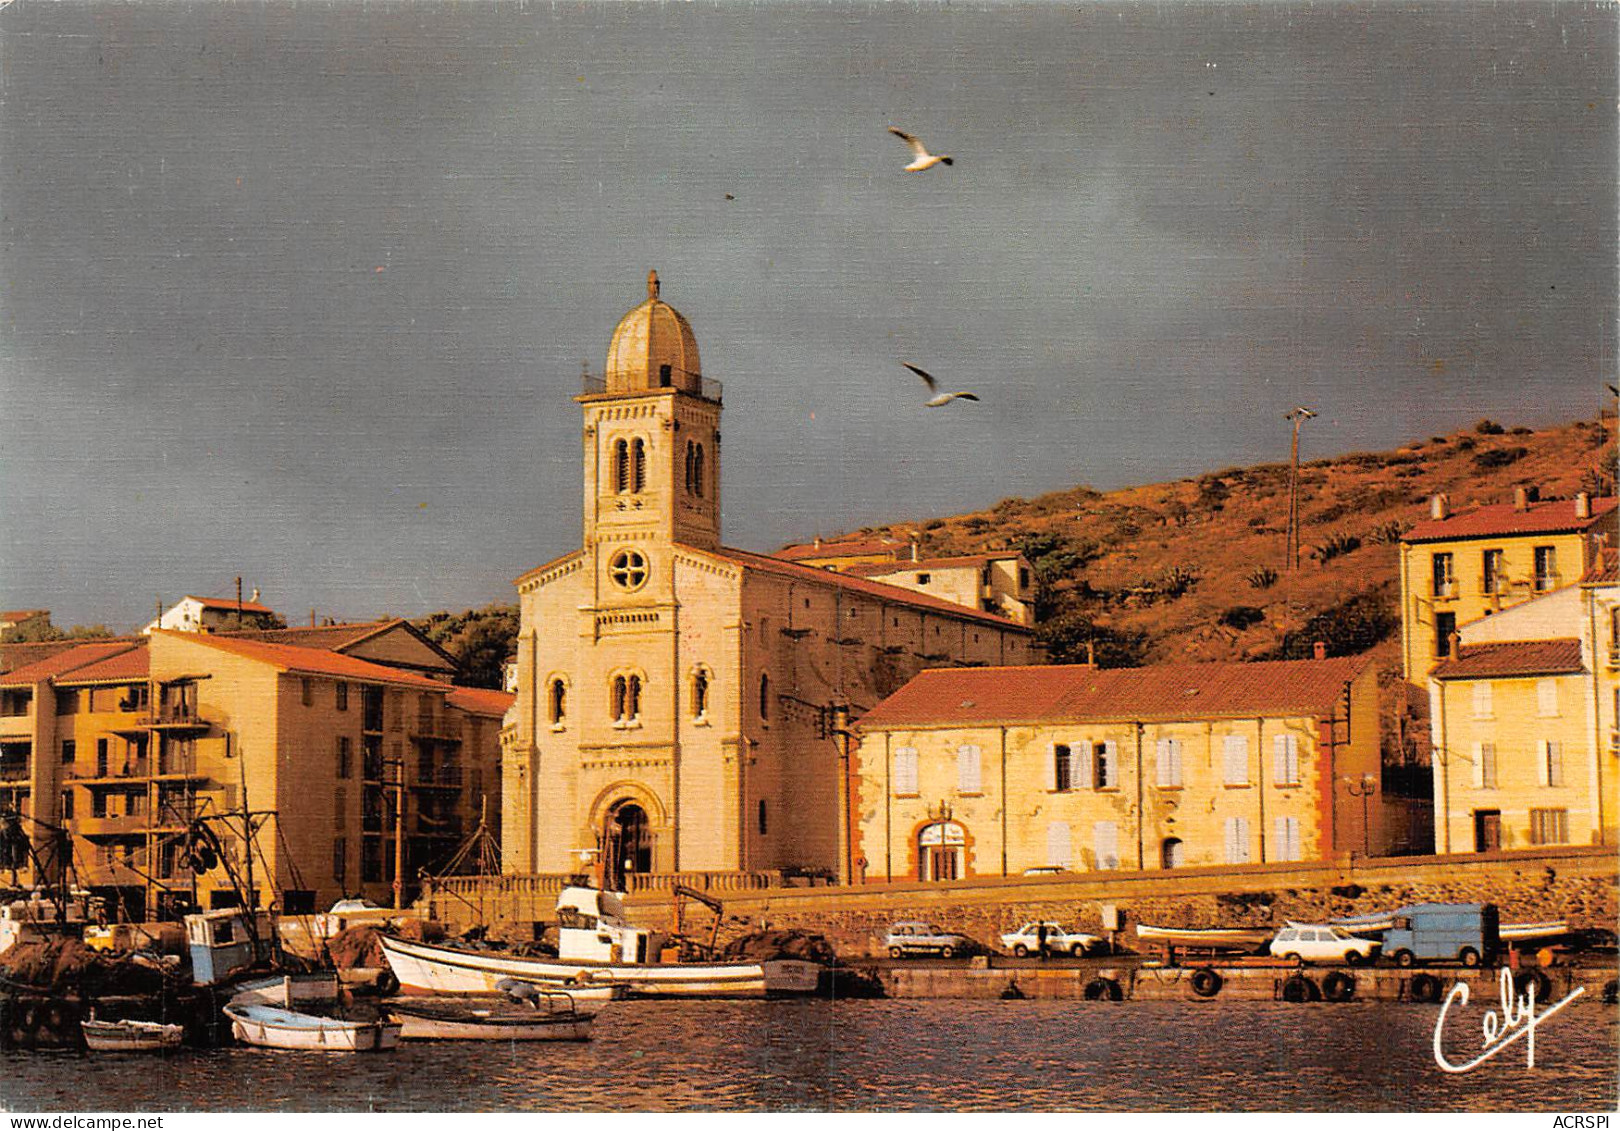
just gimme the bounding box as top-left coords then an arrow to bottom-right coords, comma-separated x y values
791,415 -> 1616,760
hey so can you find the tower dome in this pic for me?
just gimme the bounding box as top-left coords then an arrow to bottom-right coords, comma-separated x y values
604,270 -> 703,395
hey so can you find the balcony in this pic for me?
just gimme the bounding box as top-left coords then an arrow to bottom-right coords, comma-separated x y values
0,761 -> 30,784
1431,581 -> 1457,600
153,756 -> 204,781
580,371 -> 723,403
76,814 -> 152,837
136,707 -> 209,732
410,719 -> 463,743
410,764 -> 463,790
72,761 -> 150,783
412,814 -> 463,838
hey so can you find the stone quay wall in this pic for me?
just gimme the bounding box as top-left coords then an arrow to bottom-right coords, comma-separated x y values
433,846 -> 1616,956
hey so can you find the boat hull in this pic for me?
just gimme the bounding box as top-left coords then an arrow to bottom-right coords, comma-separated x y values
81,1020 -> 185,1052
386,1000 -> 594,1041
224,1004 -> 401,1052
380,935 -> 822,999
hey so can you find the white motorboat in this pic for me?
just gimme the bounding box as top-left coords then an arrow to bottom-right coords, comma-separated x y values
81,1018 -> 185,1052
384,994 -> 594,1041
381,885 -> 824,999
224,972 -> 400,1052
224,1002 -> 401,1052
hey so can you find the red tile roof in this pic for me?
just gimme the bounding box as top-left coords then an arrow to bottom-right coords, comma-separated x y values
1429,639 -> 1585,681
155,631 -> 447,690
183,595 -> 277,615
1403,496 -> 1617,543
0,640 -> 87,675
856,656 -> 1371,730
0,610 -> 49,623
845,552 -> 1024,578
776,538 -> 905,562
221,622 -> 394,649
57,646 -> 150,684
708,546 -> 1032,630
446,687 -> 515,717
1,642 -> 147,687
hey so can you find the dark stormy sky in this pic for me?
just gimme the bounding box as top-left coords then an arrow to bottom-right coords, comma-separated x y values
2,2 -> 1615,630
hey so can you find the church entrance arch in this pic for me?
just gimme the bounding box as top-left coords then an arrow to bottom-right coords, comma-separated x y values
918,821 -> 966,882
603,801 -> 653,889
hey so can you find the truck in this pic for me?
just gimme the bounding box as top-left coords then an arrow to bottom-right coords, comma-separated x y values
1381,902 -> 1500,968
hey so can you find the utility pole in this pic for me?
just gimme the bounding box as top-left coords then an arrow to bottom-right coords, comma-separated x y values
1284,407 -> 1317,570
390,755 -> 407,909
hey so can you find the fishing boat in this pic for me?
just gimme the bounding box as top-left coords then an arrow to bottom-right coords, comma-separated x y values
80,1018 -> 185,1052
1134,924 -> 1273,949
224,973 -> 400,1052
381,884 -> 823,999
1327,911 -> 1568,943
224,1002 -> 401,1052
384,993 -> 594,1041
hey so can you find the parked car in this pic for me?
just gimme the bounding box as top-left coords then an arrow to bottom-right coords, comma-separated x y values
1269,924 -> 1380,966
1381,902 -> 1499,967
884,921 -> 975,959
999,921 -> 1099,957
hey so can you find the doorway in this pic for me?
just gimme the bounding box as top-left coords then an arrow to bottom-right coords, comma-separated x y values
1161,837 -> 1185,869
1474,810 -> 1501,853
603,802 -> 652,890
918,821 -> 965,882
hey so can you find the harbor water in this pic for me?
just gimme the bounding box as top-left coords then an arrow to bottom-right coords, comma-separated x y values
3,998 -> 1616,1111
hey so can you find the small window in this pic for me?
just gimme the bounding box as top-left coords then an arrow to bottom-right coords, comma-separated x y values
609,549 -> 649,591
632,439 -> 647,493
1431,552 -> 1455,598
301,677 -> 313,707
1474,742 -> 1498,790
759,674 -> 771,722
1529,808 -> 1568,845
1052,744 -> 1072,792
1222,735 -> 1249,786
612,675 -> 642,723
1155,737 -> 1183,787
1434,611 -> 1456,657
757,799 -> 768,835
690,669 -> 709,719
61,739 -> 76,764
60,790 -> 73,821
1533,545 -> 1558,591
336,682 -> 348,711
1093,741 -> 1117,790
659,363 -> 673,387
1540,740 -> 1564,788
894,747 -> 919,795
916,573 -> 931,585
614,439 -> 630,493
1481,549 -> 1504,595
336,736 -> 352,779
333,837 -> 347,883
549,679 -> 568,725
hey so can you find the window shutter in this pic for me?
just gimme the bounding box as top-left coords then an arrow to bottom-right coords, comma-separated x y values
1272,734 -> 1299,786
1103,741 -> 1119,789
958,745 -> 981,793
1273,816 -> 1301,861
1156,739 -> 1171,786
1224,817 -> 1250,864
1093,821 -> 1118,870
1046,744 -> 1059,792
1078,740 -> 1094,789
1537,679 -> 1558,718
894,748 -> 917,795
1046,821 -> 1071,869
1223,735 -> 1249,785
1482,743 -> 1497,789
1156,738 -> 1182,787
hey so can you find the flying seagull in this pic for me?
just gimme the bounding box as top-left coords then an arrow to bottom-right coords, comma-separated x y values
903,362 -> 979,407
888,127 -> 954,172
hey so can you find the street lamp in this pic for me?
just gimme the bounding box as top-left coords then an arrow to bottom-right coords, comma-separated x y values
1342,773 -> 1377,857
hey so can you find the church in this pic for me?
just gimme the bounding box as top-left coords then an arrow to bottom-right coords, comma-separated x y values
502,272 -> 1036,884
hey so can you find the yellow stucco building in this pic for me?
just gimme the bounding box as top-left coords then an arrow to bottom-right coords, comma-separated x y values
1426,548 -> 1618,853
1398,490 -> 1615,682
0,627 -> 509,915
504,272 -> 1036,885
852,654 -> 1381,882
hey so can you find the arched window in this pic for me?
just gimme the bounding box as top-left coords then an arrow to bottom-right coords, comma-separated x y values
684,441 -> 695,494
611,674 -> 642,724
631,439 -> 646,493
613,440 -> 629,494
759,673 -> 771,722
691,668 -> 710,719
692,443 -> 705,498
611,676 -> 627,721
548,679 -> 567,725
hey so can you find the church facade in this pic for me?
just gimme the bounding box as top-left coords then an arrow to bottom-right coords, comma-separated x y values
503,273 -> 1036,884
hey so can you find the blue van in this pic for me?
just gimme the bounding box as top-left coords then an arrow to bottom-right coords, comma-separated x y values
1381,902 -> 1499,967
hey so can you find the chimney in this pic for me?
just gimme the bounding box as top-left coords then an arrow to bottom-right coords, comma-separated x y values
1429,493 -> 1449,520
1513,486 -> 1529,511
1576,492 -> 1591,519
910,537 -> 920,563
310,609 -> 317,627
1312,641 -> 1326,661
1449,632 -> 1462,660
1085,641 -> 1097,668
250,587 -> 260,603
813,536 -> 821,549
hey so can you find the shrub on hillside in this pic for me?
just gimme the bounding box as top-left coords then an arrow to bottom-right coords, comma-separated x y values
1366,519 -> 1408,545
1219,605 -> 1266,630
1472,446 -> 1528,471
1036,610 -> 1151,668
1271,589 -> 1397,660
1246,566 -> 1279,590
1310,531 -> 1362,563
1475,419 -> 1506,435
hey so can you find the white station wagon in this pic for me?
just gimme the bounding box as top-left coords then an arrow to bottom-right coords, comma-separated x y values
1269,924 -> 1380,965
999,921 -> 1100,957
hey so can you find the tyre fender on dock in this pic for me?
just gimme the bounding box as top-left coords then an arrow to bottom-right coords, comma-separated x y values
1602,979 -> 1618,1005
1322,971 -> 1356,1002
1084,977 -> 1123,1002
1190,967 -> 1222,998
1513,968 -> 1552,1004
1408,973 -> 1442,1004
1280,975 -> 1319,1003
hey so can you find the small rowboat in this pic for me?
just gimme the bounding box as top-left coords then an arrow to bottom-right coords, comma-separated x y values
384,995 -> 594,1041
224,1002 -> 401,1052
81,1018 -> 185,1052
1134,924 -> 1272,949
